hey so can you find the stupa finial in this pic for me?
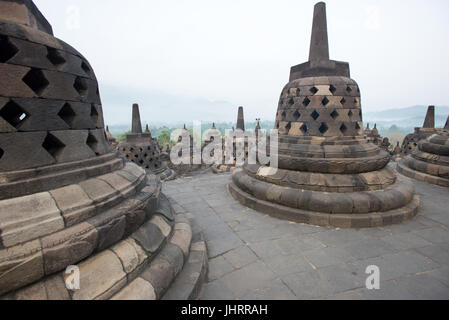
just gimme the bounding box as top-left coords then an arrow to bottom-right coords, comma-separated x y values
309,2 -> 329,62
131,103 -> 143,134
423,106 -> 435,129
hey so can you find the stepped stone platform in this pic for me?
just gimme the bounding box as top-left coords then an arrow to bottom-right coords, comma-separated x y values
398,133 -> 449,188
228,2 -> 419,228
164,170 -> 449,300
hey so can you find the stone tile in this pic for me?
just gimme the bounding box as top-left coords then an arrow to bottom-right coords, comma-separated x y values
220,261 -> 277,299
200,279 -> 236,300
347,280 -> 417,300
274,236 -> 326,255
349,251 -> 440,282
415,244 -> 449,265
282,264 -> 363,299
381,232 -> 432,250
311,229 -> 368,247
208,256 -> 235,281
427,266 -> 449,287
341,238 -> 396,260
242,279 -> 297,300
303,247 -> 355,268
248,240 -> 284,259
392,273 -> 449,299
236,227 -> 286,243
222,245 -> 258,269
412,227 -> 449,244
202,222 -> 233,241
263,254 -> 314,276
207,233 -> 243,258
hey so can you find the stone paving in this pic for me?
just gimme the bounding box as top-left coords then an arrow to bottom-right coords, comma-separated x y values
163,169 -> 449,300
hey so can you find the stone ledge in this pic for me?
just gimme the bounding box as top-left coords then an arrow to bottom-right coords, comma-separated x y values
232,169 -> 416,215
228,182 -> 419,229
397,161 -> 449,188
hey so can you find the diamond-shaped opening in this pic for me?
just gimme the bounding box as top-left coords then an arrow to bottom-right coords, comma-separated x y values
74,77 -> 88,97
58,103 -> 75,127
311,110 -> 320,121
319,123 -> 329,134
355,122 -> 361,130
293,110 -> 301,120
279,111 -> 287,121
285,122 -> 292,131
0,147 -> 4,159
346,86 -> 353,94
329,85 -> 337,95
22,68 -> 49,96
86,133 -> 99,155
300,123 -> 308,134
310,87 -> 318,95
340,123 -> 348,135
348,110 -> 354,118
303,97 -> 311,107
42,133 -> 65,159
288,98 -> 294,106
91,104 -> 99,126
322,97 -> 329,106
330,110 -> 339,120
340,98 -> 346,105
0,101 -> 29,128
46,47 -> 66,68
296,88 -> 301,97
0,35 -> 19,63
275,121 -> 280,129
81,61 -> 91,75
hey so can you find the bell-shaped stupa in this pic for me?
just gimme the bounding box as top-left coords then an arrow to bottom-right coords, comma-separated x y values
229,2 -> 419,228
117,103 -> 175,181
398,110 -> 449,187
0,0 -> 205,300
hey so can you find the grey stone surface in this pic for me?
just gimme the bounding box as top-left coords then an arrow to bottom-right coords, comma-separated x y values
163,172 -> 449,300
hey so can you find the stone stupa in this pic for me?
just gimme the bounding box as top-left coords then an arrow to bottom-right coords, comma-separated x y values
212,106 -> 248,174
228,2 -> 419,228
0,0 -> 206,300
117,103 -> 175,181
398,111 -> 449,187
401,106 -> 443,155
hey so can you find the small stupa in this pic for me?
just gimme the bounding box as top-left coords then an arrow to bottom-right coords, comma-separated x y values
117,104 -> 175,181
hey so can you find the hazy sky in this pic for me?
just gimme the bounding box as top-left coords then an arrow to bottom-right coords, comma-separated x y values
33,0 -> 449,125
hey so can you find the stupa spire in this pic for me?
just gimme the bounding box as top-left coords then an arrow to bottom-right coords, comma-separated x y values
423,106 -> 435,129
309,2 -> 329,62
131,103 -> 142,134
237,106 -> 245,131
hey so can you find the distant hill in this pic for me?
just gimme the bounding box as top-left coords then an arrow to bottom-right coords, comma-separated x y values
364,105 -> 449,129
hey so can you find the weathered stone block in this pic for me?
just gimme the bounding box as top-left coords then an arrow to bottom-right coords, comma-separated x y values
0,191 -> 64,247
50,184 -> 95,227
71,250 -> 126,300
111,277 -> 156,300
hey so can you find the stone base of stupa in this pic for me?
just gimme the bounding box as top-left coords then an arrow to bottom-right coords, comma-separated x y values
0,157 -> 207,300
212,164 -> 238,174
229,164 -> 419,228
398,134 -> 449,188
